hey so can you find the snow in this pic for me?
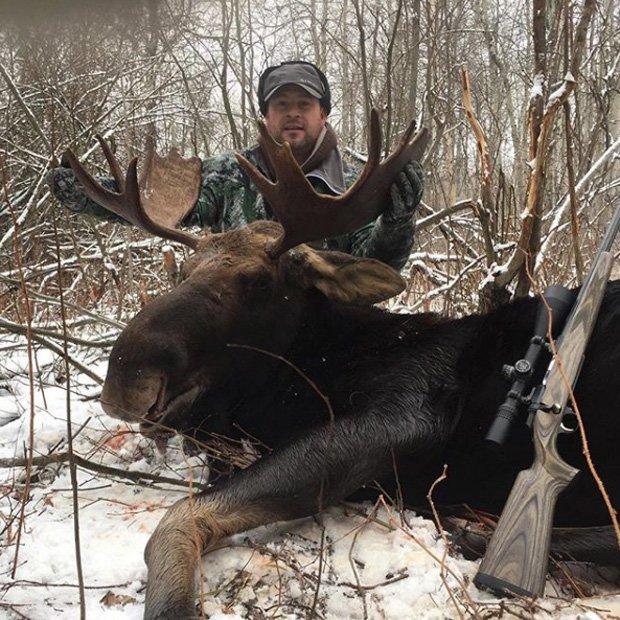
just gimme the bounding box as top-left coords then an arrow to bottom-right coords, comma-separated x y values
531,73 -> 546,99
479,263 -> 508,289
0,345 -> 618,619
546,81 -> 570,111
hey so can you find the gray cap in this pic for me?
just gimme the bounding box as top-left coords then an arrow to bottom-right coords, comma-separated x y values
262,63 -> 326,102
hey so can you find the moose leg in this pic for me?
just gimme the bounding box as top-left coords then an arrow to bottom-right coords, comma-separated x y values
143,407 -> 440,619
446,519 -> 620,566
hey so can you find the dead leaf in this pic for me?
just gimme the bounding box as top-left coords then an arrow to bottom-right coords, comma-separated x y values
99,591 -> 137,607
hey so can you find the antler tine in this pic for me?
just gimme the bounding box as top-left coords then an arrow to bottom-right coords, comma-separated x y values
380,124 -> 430,178
95,134 -> 125,192
63,144 -> 201,250
339,108 -> 383,199
254,119 -> 282,173
235,151 -> 276,199
397,117 -> 417,149
63,147 -> 129,218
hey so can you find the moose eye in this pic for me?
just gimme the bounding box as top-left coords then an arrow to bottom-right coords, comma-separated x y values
255,271 -> 272,290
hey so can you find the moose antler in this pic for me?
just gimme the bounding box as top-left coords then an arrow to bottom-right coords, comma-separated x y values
63,136 -> 202,250
235,109 -> 430,257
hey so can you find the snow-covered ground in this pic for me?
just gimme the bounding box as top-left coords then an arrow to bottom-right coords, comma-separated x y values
0,344 -> 618,619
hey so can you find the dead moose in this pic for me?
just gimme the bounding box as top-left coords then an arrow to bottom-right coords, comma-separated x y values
65,113 -> 620,620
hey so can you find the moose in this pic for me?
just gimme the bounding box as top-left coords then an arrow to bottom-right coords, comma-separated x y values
64,113 -> 619,619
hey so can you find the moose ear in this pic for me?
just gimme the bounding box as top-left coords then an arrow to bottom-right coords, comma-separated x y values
284,247 -> 406,305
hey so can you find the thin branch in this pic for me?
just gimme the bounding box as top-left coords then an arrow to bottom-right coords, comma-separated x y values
0,317 -> 116,348
51,206 -> 86,618
0,451 -> 208,491
459,66 -> 496,269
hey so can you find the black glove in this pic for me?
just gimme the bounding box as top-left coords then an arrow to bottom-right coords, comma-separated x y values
46,166 -> 89,213
383,161 -> 424,224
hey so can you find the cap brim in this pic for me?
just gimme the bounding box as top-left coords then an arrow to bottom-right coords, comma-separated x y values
264,82 -> 323,102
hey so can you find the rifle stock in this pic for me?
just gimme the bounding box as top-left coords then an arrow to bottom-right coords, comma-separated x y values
474,436 -> 578,596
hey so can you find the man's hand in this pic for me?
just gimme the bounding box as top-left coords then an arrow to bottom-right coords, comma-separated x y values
46,165 -> 88,212
384,161 -> 424,224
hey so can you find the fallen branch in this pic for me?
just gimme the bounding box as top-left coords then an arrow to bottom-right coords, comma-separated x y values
0,451 -> 208,491
0,317 -> 116,348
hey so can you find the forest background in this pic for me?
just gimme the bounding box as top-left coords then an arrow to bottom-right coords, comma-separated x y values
0,0 -> 618,322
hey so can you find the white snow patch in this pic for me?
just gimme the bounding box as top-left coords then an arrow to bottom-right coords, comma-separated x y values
531,73 -> 546,99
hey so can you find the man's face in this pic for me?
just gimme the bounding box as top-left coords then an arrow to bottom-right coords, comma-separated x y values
264,85 -> 327,160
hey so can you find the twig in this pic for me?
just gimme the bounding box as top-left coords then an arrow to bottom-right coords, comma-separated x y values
0,317 -> 116,348
10,331 -> 104,385
0,601 -> 29,619
228,344 -> 333,425
562,1 -> 584,284
338,572 -> 408,591
416,199 -> 476,231
426,465 -> 464,620
52,206 -> 86,618
4,578 -> 133,589
0,452 -> 208,491
309,521 -> 326,618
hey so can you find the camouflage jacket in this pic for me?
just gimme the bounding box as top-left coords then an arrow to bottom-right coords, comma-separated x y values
50,144 -> 420,271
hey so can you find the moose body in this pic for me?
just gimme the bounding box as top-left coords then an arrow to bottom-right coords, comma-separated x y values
64,118 -> 619,619
162,273 -> 620,530
100,222 -> 619,619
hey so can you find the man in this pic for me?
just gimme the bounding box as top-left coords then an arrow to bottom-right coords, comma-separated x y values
48,61 -> 424,271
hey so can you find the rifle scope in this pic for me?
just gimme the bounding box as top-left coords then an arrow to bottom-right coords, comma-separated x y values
484,284 -> 575,448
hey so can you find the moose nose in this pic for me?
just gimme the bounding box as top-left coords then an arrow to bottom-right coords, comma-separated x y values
99,371 -> 163,423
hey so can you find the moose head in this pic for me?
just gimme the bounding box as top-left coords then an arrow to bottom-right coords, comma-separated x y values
64,112 -> 429,443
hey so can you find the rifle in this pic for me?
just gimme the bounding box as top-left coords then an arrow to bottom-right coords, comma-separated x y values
474,204 -> 620,597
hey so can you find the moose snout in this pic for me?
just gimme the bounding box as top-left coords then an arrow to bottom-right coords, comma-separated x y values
100,370 -> 164,423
